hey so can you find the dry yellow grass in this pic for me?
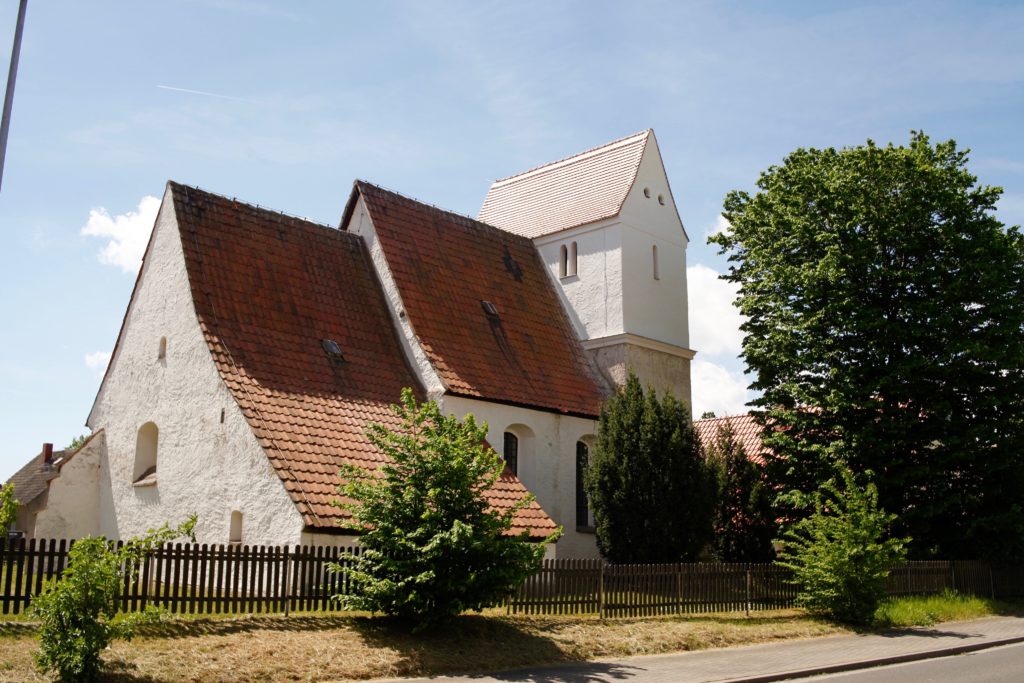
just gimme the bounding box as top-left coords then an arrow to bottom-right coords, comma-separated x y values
0,609 -> 846,683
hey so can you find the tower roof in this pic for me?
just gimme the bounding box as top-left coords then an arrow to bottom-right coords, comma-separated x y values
479,130 -> 651,238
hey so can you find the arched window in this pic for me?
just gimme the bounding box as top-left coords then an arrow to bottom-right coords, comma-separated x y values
567,241 -> 578,277
503,431 -> 519,475
157,336 -> 167,361
559,244 -> 568,278
576,441 -> 591,529
133,422 -> 158,485
229,511 -> 243,545
652,244 -> 660,280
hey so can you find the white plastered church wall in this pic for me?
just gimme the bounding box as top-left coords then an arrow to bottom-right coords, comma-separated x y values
86,187 -> 305,547
441,395 -> 600,559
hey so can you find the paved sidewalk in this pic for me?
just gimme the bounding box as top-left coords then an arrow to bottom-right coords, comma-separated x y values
376,616 -> 1024,683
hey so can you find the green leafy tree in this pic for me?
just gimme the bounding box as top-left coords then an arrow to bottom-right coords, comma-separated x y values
32,516 -> 196,682
586,372 -> 716,563
331,388 -> 557,627
0,482 -> 17,533
705,424 -> 776,562
777,461 -> 907,625
712,132 -> 1024,561
66,434 -> 88,451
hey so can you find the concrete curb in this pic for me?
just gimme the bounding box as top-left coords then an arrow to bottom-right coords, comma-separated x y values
722,635 -> 1024,682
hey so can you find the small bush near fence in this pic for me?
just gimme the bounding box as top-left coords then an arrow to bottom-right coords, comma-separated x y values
3,538 -> 1024,619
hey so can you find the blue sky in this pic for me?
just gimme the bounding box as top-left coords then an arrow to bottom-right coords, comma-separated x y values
2,0 -> 1023,479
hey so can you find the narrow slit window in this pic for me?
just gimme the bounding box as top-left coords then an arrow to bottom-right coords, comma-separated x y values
503,431 -> 519,475
652,245 -> 660,280
559,244 -> 568,278
229,511 -> 243,545
567,241 -> 578,277
133,422 -> 158,486
157,337 -> 167,361
576,441 -> 590,528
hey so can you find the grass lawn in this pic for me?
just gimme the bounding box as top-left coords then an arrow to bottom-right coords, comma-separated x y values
1,595 -> 1020,682
0,609 -> 843,682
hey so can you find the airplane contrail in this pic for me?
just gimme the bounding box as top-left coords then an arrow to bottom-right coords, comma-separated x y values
156,85 -> 250,102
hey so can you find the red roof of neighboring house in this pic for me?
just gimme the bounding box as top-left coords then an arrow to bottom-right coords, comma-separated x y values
170,183 -> 556,538
693,413 -> 767,462
478,130 -> 650,238
347,181 -> 605,418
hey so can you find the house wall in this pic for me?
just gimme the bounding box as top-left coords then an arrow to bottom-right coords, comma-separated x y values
86,188 -> 305,547
441,395 -> 600,558
33,432 -> 103,540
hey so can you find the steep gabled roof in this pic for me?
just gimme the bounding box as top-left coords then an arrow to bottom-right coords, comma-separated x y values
478,130 -> 650,238
346,181 -> 605,418
170,183 -> 556,537
693,413 -> 767,463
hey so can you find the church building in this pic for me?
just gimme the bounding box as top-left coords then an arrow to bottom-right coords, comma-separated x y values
24,130 -> 694,558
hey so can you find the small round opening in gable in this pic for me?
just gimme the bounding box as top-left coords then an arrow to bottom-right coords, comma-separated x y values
643,187 -> 652,198
657,194 -> 665,205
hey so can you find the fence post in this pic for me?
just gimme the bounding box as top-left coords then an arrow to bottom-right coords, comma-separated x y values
950,561 -> 956,593
598,562 -> 605,619
745,565 -> 751,617
283,545 -> 291,617
990,564 -> 996,600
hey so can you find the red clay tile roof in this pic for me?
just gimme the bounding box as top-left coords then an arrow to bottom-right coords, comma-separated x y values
169,183 -> 556,538
478,130 -> 650,238
694,413 -> 767,463
347,181 -> 605,418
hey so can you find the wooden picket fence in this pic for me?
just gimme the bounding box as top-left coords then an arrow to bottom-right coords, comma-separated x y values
507,558 -> 1024,616
0,538 -> 361,616
4,538 -> 1024,618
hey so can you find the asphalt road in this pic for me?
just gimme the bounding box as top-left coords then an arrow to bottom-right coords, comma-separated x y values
803,642 -> 1024,682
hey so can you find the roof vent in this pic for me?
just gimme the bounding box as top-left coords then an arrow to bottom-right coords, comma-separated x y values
321,339 -> 345,364
481,300 -> 500,319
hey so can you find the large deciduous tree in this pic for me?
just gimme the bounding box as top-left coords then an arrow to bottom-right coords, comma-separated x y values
712,132 -> 1024,561
586,373 -> 716,563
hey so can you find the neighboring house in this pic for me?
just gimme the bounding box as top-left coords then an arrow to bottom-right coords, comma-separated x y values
693,413 -> 767,462
5,435 -> 103,539
4,444 -> 62,539
34,130 -> 693,557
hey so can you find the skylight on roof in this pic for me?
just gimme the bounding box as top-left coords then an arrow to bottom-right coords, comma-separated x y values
481,300 -> 499,319
321,339 -> 345,364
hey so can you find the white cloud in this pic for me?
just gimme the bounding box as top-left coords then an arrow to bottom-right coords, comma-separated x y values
692,359 -> 752,418
705,214 -> 732,239
81,196 -> 161,273
687,263 -> 744,357
84,351 -> 111,375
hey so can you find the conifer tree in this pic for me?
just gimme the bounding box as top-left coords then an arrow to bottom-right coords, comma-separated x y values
585,373 -> 715,563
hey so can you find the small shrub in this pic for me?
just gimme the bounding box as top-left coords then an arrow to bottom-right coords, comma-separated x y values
777,462 -> 907,625
331,389 -> 557,629
0,482 -> 17,532
32,516 -> 196,682
874,590 -> 999,627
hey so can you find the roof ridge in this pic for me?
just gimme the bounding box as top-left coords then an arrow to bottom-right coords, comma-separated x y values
490,129 -> 650,187
168,181 -> 334,230
694,413 -> 755,422
354,179 -> 533,243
